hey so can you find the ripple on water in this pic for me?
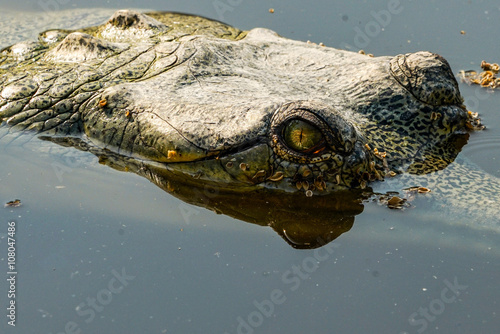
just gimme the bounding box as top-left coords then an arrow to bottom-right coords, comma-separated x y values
462,134 -> 500,177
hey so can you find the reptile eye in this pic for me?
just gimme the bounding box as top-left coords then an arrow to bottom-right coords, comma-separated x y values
282,119 -> 325,153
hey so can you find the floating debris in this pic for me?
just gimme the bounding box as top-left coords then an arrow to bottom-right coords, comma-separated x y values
481,60 -> 499,72
417,187 -> 431,193
404,186 -> 432,194
314,177 -> 326,191
252,170 -> 267,181
466,110 -> 485,131
167,150 -> 177,159
267,171 -> 284,182
387,196 -> 406,209
5,199 -> 21,208
459,60 -> 500,89
357,50 -> 374,57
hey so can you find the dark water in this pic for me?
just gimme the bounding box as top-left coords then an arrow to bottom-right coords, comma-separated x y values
1,1 -> 500,333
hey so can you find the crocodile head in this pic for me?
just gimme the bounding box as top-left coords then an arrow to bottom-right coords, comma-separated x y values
0,10 -> 474,195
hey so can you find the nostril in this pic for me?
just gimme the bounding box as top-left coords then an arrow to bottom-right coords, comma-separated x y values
417,79 -> 463,106
389,51 -> 463,106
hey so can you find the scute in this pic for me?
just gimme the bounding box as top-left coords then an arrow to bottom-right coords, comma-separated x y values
98,10 -> 169,42
1,78 -> 38,100
107,10 -> 168,30
43,32 -> 128,63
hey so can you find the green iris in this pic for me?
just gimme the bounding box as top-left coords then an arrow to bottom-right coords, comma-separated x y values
283,119 -> 324,152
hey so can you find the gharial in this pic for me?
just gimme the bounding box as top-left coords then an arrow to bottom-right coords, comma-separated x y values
1,10 -> 498,230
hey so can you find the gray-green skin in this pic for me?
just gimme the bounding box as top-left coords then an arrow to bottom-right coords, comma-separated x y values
0,10 -> 492,202
0,10 -> 472,195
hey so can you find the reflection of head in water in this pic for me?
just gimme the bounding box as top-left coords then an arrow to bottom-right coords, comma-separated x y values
270,215 -> 356,249
58,139 -> 362,249
40,129 -> 468,248
41,131 -> 468,249
120,152 -> 365,249
161,182 -> 363,249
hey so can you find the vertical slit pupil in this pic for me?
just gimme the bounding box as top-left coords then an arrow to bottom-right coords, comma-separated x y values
282,119 -> 324,152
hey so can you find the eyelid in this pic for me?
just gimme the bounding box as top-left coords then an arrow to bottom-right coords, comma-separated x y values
270,103 -> 357,164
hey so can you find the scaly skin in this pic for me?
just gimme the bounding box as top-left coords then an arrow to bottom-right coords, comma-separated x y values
2,9 -> 500,248
0,9 -> 478,196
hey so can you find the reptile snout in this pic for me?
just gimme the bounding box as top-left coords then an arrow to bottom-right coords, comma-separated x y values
389,51 -> 463,106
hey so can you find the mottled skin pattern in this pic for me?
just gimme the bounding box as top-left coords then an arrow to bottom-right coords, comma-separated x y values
0,10 -> 482,197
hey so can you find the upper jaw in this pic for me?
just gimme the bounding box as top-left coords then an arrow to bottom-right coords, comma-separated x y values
389,51 -> 463,106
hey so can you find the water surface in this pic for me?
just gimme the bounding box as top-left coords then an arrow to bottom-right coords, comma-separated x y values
1,1 -> 499,333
